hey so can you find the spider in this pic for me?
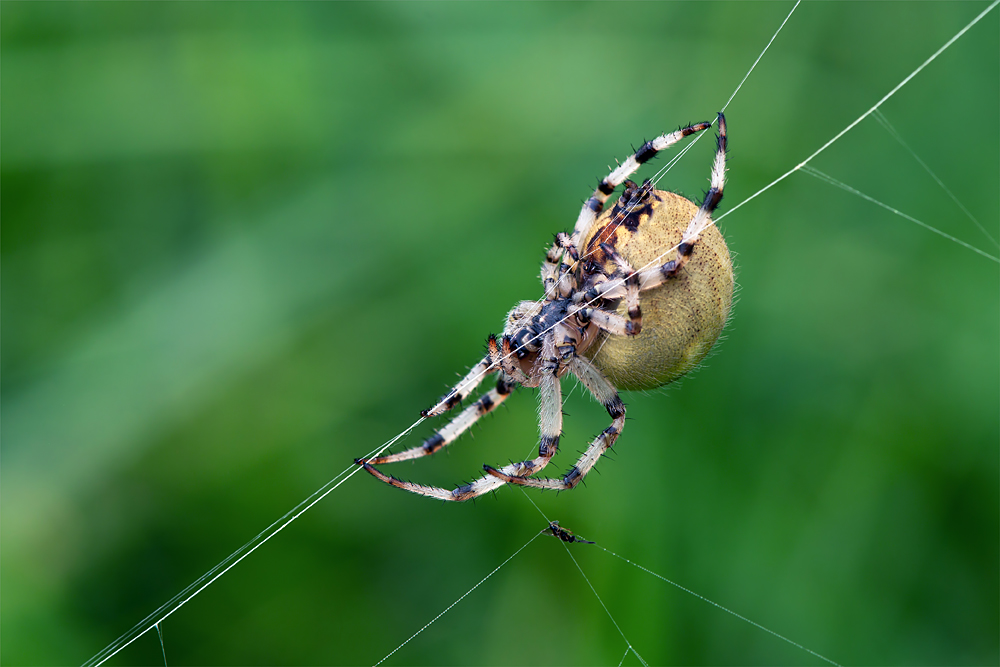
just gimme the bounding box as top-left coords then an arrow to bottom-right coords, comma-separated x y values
356,113 -> 733,501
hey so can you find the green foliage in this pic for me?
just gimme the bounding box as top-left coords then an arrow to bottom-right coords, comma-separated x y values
3,2 -> 997,665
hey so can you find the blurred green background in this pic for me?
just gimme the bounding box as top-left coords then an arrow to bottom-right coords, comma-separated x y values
3,2 -> 998,665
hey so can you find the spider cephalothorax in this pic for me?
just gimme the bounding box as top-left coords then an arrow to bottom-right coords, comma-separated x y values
356,114 -> 733,501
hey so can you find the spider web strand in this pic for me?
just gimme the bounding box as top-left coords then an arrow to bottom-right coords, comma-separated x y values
562,543 -> 649,667
598,546 -> 842,667
155,623 -> 167,667
872,108 -> 999,248
715,0 -> 1000,225
373,533 -> 541,667
648,0 -> 800,190
85,418 -> 426,667
721,0 -> 801,114
799,165 -> 1000,263
521,492 -> 648,666
522,491 -> 835,667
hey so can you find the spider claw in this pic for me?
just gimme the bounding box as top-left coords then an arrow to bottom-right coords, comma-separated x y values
483,463 -> 504,478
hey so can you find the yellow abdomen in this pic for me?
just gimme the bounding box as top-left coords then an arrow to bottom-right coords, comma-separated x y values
581,190 -> 734,391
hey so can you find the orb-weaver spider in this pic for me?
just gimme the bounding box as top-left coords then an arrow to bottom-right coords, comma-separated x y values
357,114 -> 733,501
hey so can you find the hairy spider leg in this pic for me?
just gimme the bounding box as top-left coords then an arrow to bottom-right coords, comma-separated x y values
359,343 -> 565,502
541,233 -> 578,301
486,355 -> 625,491
570,121 -> 713,254
361,379 -> 513,465
541,240 -> 562,300
357,458 -> 506,502
641,114 -> 728,285
568,304 -> 637,337
481,354 -> 564,480
421,355 -> 495,418
597,242 -> 643,334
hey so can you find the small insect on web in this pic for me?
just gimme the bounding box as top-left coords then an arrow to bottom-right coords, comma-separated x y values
356,115 -> 734,501
543,520 -> 595,544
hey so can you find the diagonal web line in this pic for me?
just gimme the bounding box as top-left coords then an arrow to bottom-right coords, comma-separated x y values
716,0 -> 1000,225
84,418 -> 426,666
521,492 -> 648,666
562,543 -> 649,667
155,624 -> 167,667
522,490 -> 837,666
647,0 -> 801,190
872,108 -> 999,248
800,165 -> 999,263
373,533 -> 541,667
598,546 -> 841,667
721,0 -> 801,113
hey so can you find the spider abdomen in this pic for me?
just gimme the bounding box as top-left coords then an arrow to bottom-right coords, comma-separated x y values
581,188 -> 734,391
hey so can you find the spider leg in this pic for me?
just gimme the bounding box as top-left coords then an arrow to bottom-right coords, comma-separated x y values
597,243 -> 643,334
361,379 -> 513,465
541,233 -> 578,300
636,114 -> 727,287
358,339 -> 564,502
358,365 -> 561,502
421,355 -> 496,418
487,355 -> 624,491
357,461 -> 507,502
541,239 -> 562,299
570,121 -> 713,253
569,303 -> 637,337
482,358 -> 563,483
